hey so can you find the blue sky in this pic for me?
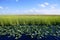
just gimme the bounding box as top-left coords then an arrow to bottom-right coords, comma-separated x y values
0,0 -> 60,15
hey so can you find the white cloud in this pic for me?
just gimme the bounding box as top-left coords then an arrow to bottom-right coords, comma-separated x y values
23,9 -> 34,13
50,4 -> 57,9
38,2 -> 49,8
22,8 -> 60,15
0,6 -> 8,10
38,2 -> 58,10
50,6 -> 55,9
15,10 -> 20,12
44,2 -> 49,6
0,6 -> 3,9
40,4 -> 46,7
16,0 -> 19,2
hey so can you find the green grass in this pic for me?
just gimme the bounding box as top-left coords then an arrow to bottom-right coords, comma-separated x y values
0,15 -> 60,26
0,15 -> 60,39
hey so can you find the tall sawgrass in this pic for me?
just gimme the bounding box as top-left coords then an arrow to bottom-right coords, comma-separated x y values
0,15 -> 60,26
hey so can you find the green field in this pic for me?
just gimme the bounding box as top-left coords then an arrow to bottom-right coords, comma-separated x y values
0,15 -> 60,39
0,15 -> 60,26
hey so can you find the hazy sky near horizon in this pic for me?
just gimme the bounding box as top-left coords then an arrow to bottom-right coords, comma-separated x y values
0,0 -> 60,15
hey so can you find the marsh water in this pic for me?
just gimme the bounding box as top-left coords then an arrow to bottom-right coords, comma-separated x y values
0,25 -> 60,40
0,34 -> 60,40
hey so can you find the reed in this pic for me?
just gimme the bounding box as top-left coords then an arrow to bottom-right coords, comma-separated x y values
0,15 -> 60,26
